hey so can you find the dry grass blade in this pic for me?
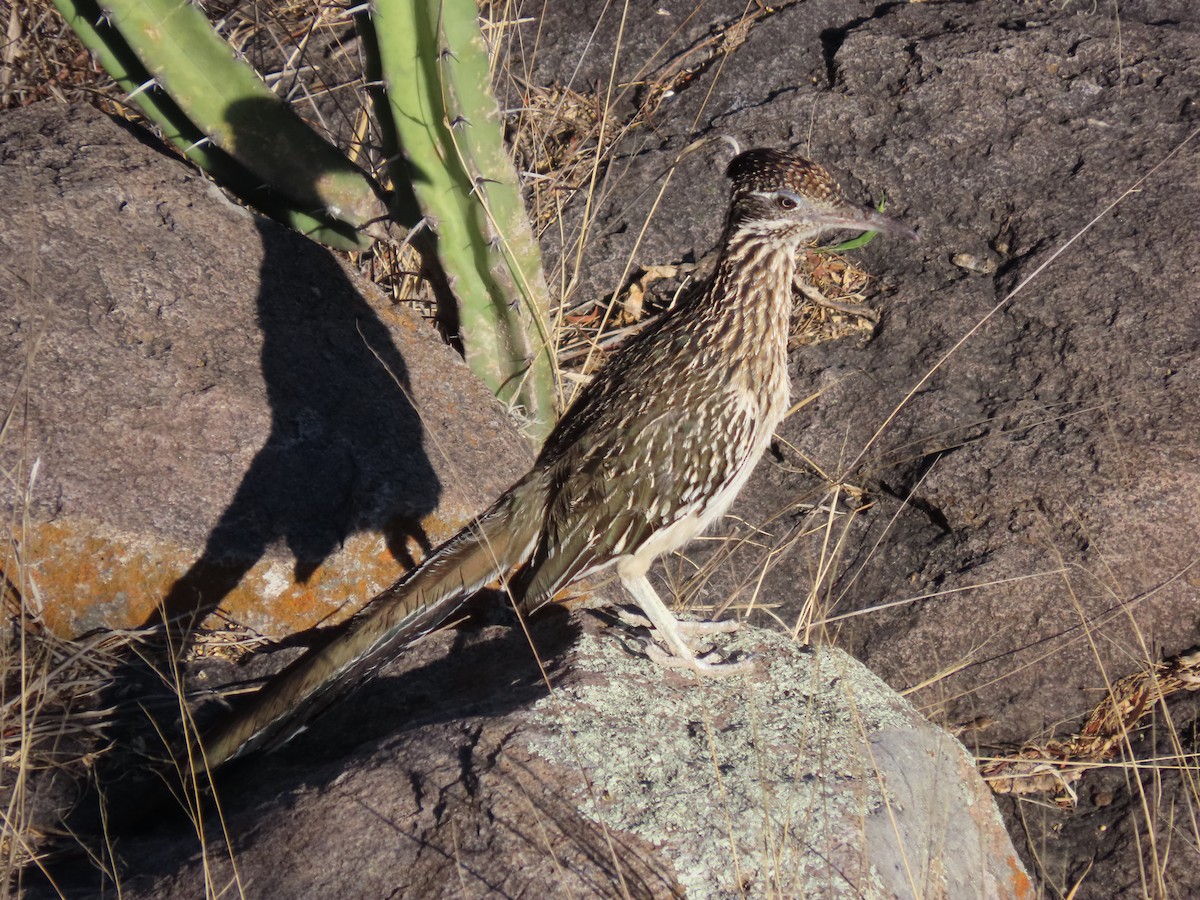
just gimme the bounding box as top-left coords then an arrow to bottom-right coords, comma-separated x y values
0,595 -> 128,886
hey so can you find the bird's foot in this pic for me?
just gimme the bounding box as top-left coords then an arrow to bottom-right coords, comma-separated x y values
677,618 -> 740,636
615,576 -> 755,677
613,606 -> 739,636
613,606 -> 740,651
611,605 -> 654,630
644,641 -> 757,676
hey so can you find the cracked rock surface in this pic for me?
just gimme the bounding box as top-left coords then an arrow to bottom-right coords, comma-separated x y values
520,0 -> 1200,894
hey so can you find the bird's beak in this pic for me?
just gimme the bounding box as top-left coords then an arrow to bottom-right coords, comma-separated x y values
820,204 -> 919,241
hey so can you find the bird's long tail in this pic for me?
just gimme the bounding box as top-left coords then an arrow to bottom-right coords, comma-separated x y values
194,481 -> 543,773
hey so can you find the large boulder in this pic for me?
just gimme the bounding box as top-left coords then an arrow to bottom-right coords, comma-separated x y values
515,0 -> 1200,892
74,614 -> 1030,899
0,102 -> 532,639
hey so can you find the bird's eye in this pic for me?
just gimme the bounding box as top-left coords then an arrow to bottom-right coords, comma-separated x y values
776,194 -> 798,210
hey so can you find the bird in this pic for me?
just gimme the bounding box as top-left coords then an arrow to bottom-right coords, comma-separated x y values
194,148 -> 916,773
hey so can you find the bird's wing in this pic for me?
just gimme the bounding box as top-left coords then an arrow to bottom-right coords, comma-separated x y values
514,386 -> 758,605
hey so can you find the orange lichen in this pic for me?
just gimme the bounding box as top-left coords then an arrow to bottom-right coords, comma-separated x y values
15,518 -> 415,639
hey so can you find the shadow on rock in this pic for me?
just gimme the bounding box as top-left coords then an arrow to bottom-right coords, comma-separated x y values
38,610 -> 577,898
88,215 -> 445,832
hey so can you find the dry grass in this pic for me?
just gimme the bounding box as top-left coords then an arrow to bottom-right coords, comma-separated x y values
0,584 -> 120,894
0,0 -> 107,111
0,599 -> 262,896
980,647 -> 1200,804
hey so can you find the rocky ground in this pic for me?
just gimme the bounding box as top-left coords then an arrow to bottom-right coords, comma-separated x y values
4,0 -> 1200,896
517,0 -> 1200,894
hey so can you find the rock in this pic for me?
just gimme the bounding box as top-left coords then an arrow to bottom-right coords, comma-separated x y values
0,102 -> 533,639
68,614 -> 1029,899
512,0 -> 1200,893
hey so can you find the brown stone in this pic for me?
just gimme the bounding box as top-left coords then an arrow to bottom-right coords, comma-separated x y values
73,614 -> 1030,899
0,102 -> 533,638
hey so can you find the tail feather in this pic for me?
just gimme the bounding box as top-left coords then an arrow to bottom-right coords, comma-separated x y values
196,482 -> 542,772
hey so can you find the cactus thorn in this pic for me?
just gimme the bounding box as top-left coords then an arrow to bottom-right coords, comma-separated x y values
184,136 -> 213,154
469,176 -> 501,198
127,78 -> 159,100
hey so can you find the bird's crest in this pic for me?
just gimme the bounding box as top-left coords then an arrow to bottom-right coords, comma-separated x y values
726,149 -> 844,206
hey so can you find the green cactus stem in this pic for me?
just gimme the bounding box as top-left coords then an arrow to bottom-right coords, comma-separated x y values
369,0 -> 557,439
81,0 -> 388,242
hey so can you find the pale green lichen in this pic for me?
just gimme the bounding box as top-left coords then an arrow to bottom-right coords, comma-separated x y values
524,627 -> 919,898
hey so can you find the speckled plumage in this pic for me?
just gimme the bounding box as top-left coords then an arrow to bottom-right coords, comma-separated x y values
196,149 -> 916,772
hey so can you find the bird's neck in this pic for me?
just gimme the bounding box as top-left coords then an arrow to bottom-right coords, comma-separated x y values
659,226 -> 798,429
693,227 -> 798,342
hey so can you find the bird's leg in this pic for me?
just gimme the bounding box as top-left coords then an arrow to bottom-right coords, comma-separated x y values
618,574 -> 755,676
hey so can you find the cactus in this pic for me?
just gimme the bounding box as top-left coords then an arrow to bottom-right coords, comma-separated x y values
368,0 -> 557,438
57,0 -> 388,247
60,0 -> 557,434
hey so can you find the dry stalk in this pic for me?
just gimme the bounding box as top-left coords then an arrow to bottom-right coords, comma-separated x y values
980,647 -> 1200,805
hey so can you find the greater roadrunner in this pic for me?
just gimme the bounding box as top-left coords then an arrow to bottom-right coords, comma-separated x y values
198,148 -> 915,771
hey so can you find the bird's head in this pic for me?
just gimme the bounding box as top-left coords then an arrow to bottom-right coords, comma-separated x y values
725,148 -> 917,245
